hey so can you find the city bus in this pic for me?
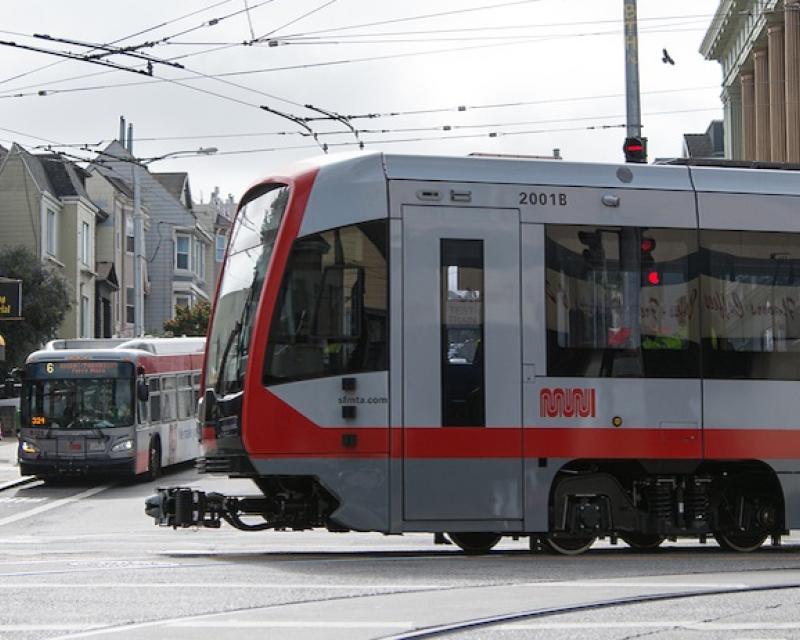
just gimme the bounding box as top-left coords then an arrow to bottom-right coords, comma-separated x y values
20,337 -> 204,480
146,152 -> 800,554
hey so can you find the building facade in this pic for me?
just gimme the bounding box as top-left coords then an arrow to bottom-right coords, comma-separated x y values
85,170 -> 150,338
0,144 -> 102,338
702,0 -> 800,161
193,186 -> 236,296
93,141 -> 212,334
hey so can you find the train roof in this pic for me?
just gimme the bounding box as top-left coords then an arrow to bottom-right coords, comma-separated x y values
285,152 -> 800,197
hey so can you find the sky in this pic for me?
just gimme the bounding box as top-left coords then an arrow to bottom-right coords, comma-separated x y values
1,0 -> 724,205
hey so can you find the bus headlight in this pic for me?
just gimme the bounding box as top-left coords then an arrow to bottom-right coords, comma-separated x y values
111,438 -> 134,453
20,441 -> 39,454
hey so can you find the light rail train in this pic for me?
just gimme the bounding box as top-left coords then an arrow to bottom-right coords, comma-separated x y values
147,153 -> 800,554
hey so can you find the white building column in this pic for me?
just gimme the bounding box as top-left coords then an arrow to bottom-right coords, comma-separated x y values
754,48 -> 771,161
741,71 -> 756,160
786,1 -> 800,162
768,24 -> 786,161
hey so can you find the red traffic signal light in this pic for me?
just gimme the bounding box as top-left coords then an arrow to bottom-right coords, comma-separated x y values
623,136 -> 647,164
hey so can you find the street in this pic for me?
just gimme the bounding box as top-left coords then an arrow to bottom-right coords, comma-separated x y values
1,437 -> 800,640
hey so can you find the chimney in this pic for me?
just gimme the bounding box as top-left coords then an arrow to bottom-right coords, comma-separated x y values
119,116 -> 126,145
126,123 -> 133,153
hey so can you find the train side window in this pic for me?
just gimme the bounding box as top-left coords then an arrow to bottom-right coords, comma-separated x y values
700,230 -> 800,380
441,239 -> 485,426
149,378 -> 161,423
545,225 -> 700,378
264,220 -> 388,385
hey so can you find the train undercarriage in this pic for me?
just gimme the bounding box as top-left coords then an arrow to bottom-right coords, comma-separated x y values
145,459 -> 785,555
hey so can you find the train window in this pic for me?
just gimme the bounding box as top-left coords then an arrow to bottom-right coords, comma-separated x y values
206,184 -> 289,396
546,225 -> 700,378
701,230 -> 800,380
264,220 -> 388,385
441,239 -> 485,427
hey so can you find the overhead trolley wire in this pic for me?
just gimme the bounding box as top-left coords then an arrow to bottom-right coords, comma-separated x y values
257,0 -> 340,40
0,15 -> 717,101
0,0 -> 239,86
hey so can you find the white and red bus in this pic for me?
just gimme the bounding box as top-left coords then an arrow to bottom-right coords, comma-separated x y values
147,153 -> 800,554
20,337 -> 204,480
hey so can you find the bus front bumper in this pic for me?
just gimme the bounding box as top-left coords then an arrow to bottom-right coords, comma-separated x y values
19,457 -> 135,478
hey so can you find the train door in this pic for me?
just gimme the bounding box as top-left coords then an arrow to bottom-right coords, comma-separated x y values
402,206 -> 523,522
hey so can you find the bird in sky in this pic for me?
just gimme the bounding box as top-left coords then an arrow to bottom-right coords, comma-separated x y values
662,48 -> 675,65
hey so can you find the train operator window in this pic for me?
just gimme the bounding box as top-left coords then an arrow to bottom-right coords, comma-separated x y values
546,225 -> 700,378
701,230 -> 800,380
441,239 -> 485,426
264,220 -> 388,385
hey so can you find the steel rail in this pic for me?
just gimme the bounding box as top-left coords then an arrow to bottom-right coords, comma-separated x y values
380,580 -> 800,640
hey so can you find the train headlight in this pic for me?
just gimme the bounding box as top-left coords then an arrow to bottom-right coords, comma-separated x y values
111,438 -> 134,453
20,441 -> 39,454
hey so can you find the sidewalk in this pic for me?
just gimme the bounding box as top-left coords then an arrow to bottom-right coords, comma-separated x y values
0,434 -> 24,487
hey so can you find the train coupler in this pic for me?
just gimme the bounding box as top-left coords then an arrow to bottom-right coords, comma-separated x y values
145,487 -> 224,529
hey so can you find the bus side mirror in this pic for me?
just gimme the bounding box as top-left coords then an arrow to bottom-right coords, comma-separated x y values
137,379 -> 150,402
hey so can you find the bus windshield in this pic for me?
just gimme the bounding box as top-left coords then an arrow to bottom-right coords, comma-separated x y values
25,361 -> 135,429
206,184 -> 290,395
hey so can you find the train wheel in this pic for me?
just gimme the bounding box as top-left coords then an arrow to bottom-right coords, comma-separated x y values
622,534 -> 665,550
544,534 -> 595,556
147,440 -> 162,481
447,532 -> 501,555
715,532 -> 767,553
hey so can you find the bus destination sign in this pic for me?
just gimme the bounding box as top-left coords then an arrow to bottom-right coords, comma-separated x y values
29,361 -> 132,379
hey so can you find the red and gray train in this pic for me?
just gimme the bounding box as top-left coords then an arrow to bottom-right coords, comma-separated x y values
146,152 -> 800,554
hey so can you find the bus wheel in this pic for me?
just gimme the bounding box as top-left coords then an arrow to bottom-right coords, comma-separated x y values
544,534 -> 595,556
447,532 -> 501,555
715,532 -> 767,553
622,534 -> 665,551
147,440 -> 162,481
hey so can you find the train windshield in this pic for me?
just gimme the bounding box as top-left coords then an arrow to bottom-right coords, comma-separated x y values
206,184 -> 290,395
24,361 -> 135,429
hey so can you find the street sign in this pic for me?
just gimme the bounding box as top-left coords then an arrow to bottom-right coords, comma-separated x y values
0,279 -> 22,320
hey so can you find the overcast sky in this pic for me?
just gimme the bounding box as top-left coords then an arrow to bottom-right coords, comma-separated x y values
1,0 -> 722,204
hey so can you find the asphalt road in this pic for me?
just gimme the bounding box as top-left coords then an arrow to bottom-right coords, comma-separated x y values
2,464 -> 800,640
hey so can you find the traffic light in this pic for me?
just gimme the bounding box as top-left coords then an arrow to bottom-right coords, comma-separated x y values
641,236 -> 659,285
578,230 -> 605,268
623,136 -> 647,164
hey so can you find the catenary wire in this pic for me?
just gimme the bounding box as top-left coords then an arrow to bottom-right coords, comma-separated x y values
0,23 -> 713,102
0,0 -> 239,86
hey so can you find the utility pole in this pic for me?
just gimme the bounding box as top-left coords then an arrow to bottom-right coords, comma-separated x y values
132,167 -> 144,337
623,0 -> 647,163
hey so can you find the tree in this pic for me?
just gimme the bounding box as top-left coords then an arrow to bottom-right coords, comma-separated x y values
163,300 -> 210,337
0,246 -> 71,375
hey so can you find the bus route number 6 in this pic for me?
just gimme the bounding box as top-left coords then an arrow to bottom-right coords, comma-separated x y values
46,362 -> 54,374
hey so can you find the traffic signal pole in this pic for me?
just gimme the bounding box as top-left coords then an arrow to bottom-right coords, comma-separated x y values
624,0 -> 642,138
623,0 -> 646,162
